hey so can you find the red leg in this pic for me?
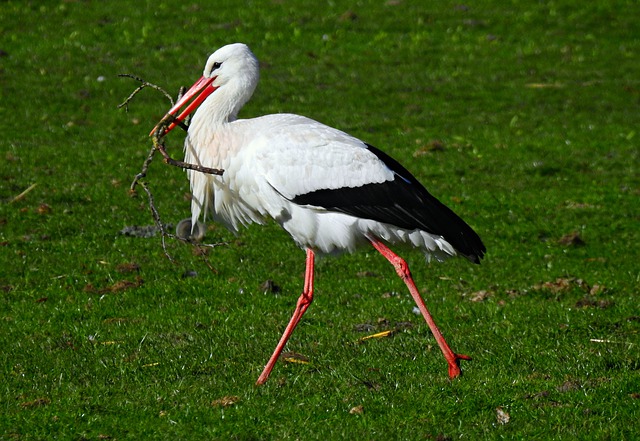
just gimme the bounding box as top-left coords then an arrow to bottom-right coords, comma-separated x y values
369,238 -> 471,379
256,248 -> 315,385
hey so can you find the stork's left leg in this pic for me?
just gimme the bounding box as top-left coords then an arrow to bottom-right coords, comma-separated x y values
256,248 -> 315,385
369,238 -> 471,379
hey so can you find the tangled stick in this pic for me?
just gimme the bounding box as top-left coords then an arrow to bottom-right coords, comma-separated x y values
118,74 -> 176,111
118,74 -> 224,192
118,74 -> 226,265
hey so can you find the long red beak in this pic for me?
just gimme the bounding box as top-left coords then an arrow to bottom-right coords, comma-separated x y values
150,76 -> 217,136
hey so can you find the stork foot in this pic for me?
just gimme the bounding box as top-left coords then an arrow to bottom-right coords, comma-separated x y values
447,353 -> 472,379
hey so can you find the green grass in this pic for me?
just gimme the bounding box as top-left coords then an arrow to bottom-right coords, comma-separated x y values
1,0 -> 639,439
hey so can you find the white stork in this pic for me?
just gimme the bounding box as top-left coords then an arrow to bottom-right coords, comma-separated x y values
152,43 -> 485,385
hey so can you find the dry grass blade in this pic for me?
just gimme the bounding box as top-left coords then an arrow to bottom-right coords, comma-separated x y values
9,183 -> 37,203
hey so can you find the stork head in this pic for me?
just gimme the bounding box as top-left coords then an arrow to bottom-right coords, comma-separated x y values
151,43 -> 260,136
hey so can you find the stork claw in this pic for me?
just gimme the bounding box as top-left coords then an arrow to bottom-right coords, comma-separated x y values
448,353 -> 472,379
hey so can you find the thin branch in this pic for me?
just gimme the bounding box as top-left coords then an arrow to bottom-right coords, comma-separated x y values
119,74 -> 228,267
139,179 -> 227,266
117,74 -> 225,189
130,144 -> 157,193
150,114 -> 224,176
117,73 -> 176,110
138,180 -> 176,262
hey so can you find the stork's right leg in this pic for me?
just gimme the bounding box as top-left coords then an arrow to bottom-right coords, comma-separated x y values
256,248 -> 315,385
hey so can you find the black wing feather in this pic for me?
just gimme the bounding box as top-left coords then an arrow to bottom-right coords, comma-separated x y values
292,144 -> 486,263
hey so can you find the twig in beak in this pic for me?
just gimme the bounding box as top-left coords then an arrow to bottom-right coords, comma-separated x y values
150,114 -> 224,176
118,74 -> 177,110
119,74 -> 227,265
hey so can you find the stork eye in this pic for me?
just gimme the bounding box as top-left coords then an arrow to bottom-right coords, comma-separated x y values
211,62 -> 222,72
